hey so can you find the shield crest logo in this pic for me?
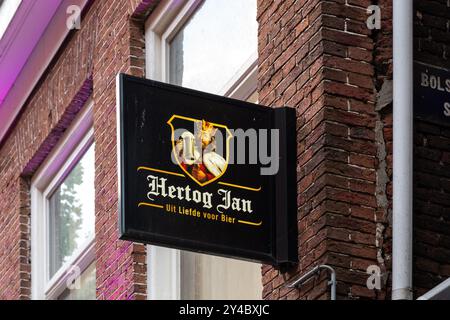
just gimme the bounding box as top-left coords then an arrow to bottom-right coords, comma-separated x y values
167,115 -> 233,187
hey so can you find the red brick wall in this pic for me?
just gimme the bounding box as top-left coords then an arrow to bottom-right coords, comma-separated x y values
91,0 -> 149,301
0,0 -> 157,300
375,0 -> 450,298
258,0 -> 382,300
373,0 -> 393,300
259,0 -> 450,301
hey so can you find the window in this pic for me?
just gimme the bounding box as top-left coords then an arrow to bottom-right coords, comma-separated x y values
146,0 -> 261,300
31,102 -> 96,300
167,0 -> 257,94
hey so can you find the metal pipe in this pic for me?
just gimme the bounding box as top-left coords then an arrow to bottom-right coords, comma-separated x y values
287,265 -> 337,300
321,265 -> 337,301
392,0 -> 414,300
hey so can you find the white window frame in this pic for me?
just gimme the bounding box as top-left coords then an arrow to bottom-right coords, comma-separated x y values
145,0 -> 258,300
418,278 -> 450,300
31,101 -> 95,300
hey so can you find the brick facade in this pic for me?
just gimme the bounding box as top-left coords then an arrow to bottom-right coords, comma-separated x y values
0,0 -> 448,300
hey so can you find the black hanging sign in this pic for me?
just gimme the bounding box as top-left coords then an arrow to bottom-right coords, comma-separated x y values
116,74 -> 297,266
414,62 -> 450,124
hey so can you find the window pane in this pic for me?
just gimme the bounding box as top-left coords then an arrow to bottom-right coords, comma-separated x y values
180,252 -> 262,300
58,263 -> 96,300
247,91 -> 259,104
169,0 -> 258,94
48,144 -> 95,278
